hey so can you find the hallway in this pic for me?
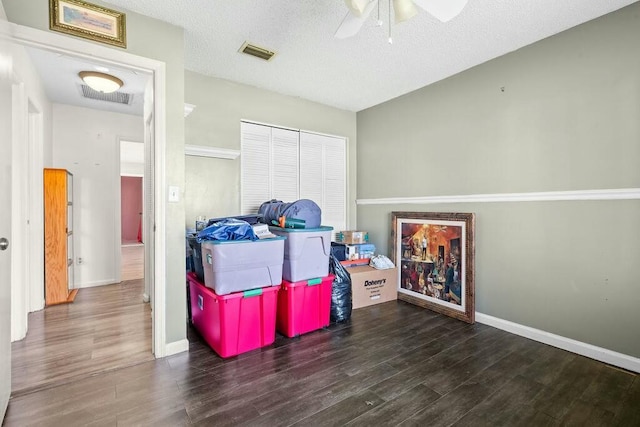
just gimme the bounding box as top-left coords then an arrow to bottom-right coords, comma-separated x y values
11,279 -> 152,396
121,244 -> 144,281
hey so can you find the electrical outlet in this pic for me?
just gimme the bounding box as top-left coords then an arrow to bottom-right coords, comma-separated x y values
77,257 -> 83,265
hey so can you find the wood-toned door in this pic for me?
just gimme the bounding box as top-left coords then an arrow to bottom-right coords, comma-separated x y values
44,168 -> 77,306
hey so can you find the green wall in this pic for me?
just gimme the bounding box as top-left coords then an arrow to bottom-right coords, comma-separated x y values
3,0 -> 187,346
356,3 -> 640,357
184,70 -> 357,228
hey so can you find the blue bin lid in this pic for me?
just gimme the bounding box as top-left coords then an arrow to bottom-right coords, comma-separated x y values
203,236 -> 286,245
269,225 -> 333,233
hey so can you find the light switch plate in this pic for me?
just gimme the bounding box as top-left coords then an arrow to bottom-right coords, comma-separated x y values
168,186 -> 180,202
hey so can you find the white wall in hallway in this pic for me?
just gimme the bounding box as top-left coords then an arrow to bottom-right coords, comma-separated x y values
52,104 -> 143,288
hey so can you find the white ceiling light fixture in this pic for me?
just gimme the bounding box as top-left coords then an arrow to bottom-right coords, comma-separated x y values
335,0 -> 468,43
78,71 -> 123,93
393,0 -> 418,23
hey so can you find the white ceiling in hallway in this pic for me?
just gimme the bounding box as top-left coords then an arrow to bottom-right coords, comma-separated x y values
98,0 -> 638,112
26,46 -> 150,116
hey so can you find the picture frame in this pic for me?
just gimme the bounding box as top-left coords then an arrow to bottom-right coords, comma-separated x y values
391,211 -> 475,323
49,0 -> 127,48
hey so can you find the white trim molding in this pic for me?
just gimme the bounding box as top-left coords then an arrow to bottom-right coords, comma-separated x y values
357,188 -> 640,205
476,312 -> 640,374
165,339 -> 189,356
185,144 -> 240,160
75,279 -> 117,289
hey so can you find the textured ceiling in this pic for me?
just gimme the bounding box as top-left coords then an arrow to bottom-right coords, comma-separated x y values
97,0 -> 638,112
26,46 -> 149,116
69,1 -> 640,112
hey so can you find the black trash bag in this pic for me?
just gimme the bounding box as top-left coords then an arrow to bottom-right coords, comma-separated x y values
329,254 -> 352,323
197,218 -> 258,242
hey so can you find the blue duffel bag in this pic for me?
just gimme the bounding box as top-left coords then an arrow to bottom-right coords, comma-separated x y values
258,199 -> 322,229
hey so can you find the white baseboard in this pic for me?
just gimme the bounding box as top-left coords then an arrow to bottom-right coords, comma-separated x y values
74,279 -> 117,289
475,312 -> 640,373
164,339 -> 189,357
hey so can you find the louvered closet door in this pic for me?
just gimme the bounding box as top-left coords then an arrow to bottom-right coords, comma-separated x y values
241,122 -> 272,214
300,132 -> 346,232
270,127 -> 299,202
241,123 -> 300,214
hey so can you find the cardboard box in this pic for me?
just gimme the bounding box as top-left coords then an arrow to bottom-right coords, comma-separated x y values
337,230 -> 369,244
345,243 -> 376,260
347,265 -> 397,309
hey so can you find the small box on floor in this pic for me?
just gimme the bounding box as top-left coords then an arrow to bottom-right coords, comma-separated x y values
345,243 -> 376,260
347,265 -> 398,309
187,272 -> 278,358
336,230 -> 369,244
276,275 -> 334,338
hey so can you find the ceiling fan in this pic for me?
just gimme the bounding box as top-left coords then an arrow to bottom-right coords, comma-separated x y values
335,0 -> 468,40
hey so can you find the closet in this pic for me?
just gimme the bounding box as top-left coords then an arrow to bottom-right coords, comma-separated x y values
44,168 -> 77,305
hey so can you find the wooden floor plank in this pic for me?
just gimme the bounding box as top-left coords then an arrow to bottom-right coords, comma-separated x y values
345,384 -> 440,426
399,381 -> 493,427
239,363 -> 400,426
121,244 -> 144,281
10,279 -> 153,396
613,376 -> 640,426
4,283 -> 639,427
291,389 -> 386,426
531,355 -> 604,420
451,375 -> 545,426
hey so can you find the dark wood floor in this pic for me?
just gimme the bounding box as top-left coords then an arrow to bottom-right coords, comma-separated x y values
4,284 -> 639,426
10,279 -> 153,396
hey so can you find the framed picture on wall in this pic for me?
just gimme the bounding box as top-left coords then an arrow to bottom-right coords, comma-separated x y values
49,0 -> 127,48
391,211 -> 475,324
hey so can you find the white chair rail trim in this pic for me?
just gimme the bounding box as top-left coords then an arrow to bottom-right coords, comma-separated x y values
356,188 -> 640,205
184,144 -> 240,160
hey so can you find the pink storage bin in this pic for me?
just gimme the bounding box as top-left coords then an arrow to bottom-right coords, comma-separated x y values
187,272 -> 278,358
276,275 -> 334,338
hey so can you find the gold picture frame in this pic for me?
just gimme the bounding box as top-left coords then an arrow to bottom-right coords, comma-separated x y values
391,211 -> 476,324
49,0 -> 126,48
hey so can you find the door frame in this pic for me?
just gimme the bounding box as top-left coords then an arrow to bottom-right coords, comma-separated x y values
5,20 -> 169,357
10,81 -> 26,342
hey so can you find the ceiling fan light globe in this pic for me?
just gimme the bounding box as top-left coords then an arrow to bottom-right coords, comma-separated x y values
393,0 -> 418,23
344,0 -> 371,17
78,71 -> 123,93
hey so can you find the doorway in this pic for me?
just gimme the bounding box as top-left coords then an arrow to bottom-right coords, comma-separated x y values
121,177 -> 144,281
6,21 -> 169,396
119,140 -> 145,283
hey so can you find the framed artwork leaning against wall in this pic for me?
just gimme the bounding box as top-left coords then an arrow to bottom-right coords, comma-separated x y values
391,211 -> 475,324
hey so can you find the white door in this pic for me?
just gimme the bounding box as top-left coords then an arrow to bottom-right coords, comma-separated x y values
0,76 -> 14,419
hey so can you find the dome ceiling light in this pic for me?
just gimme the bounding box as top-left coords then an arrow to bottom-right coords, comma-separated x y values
78,71 -> 123,93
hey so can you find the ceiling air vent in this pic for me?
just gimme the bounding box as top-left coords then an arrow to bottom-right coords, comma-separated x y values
80,84 -> 133,105
239,41 -> 276,61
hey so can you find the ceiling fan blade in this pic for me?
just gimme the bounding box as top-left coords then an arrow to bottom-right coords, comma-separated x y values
413,0 -> 468,22
344,0 -> 372,17
334,0 -> 377,39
